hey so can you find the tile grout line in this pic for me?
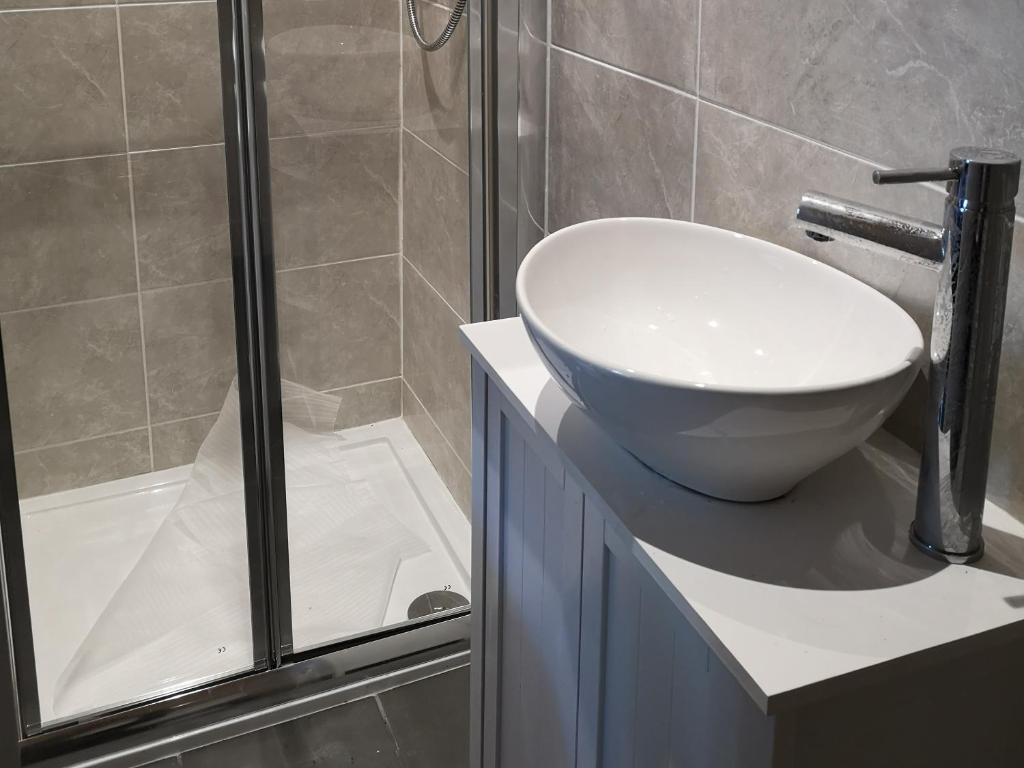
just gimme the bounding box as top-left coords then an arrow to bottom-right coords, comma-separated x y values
0,0 -> 214,13
113,0 -> 156,472
403,126 -> 468,177
403,254 -> 467,326
405,379 -> 470,477
399,0 -> 406,409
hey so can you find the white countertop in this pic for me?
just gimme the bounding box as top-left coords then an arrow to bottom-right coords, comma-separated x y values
462,317 -> 1024,714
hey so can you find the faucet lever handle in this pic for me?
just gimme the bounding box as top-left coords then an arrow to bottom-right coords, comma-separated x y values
872,167 -> 959,185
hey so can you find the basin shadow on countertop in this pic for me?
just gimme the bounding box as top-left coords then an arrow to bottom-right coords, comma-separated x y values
537,379 -> 1024,592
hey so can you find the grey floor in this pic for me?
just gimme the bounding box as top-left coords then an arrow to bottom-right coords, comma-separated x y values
147,665 -> 470,768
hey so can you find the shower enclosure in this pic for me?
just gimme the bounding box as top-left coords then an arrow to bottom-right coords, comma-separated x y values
0,0 -> 540,761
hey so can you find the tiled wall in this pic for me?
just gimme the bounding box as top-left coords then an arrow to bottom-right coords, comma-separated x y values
541,0 -> 1024,518
400,0 -> 472,516
0,0 -> 408,497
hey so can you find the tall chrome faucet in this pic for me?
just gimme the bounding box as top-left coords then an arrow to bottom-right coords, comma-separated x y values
796,147 -> 1020,564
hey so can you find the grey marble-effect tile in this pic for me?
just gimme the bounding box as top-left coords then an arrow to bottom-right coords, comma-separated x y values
1,296 -> 148,451
264,0 -> 399,138
548,48 -> 695,231
180,697 -> 400,768
277,256 -> 400,392
328,377 -> 402,430
402,132 -> 470,321
552,0 -> 697,91
693,103 -> 943,449
0,9 -> 124,164
699,0 -> 1024,191
0,156 -> 135,312
270,130 -> 399,269
142,280 -> 238,423
988,226 -> 1023,520
14,429 -> 151,498
402,262 -> 470,467
378,665 -> 470,768
402,382 -> 470,517
121,3 -> 224,151
402,0 -> 468,170
132,145 -> 232,290
152,413 -> 219,470
518,0 -> 547,242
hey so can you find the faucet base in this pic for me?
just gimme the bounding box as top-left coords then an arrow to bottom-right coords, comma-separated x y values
909,523 -> 985,565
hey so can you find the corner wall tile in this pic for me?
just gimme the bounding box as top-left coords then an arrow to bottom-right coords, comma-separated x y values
270,131 -> 399,270
402,262 -> 470,467
700,0 -> 1024,186
152,413 -> 219,470
402,132 -> 470,321
121,3 -> 224,151
264,0 -> 400,137
402,0 -> 468,170
0,156 -> 135,312
15,430 -> 151,499
142,280 -> 238,423
548,49 -> 695,231
0,9 -> 124,163
277,256 -> 400,392
1,296 -> 148,451
402,382 -> 470,517
329,378 -> 402,430
551,0 -> 697,91
132,145 -> 232,290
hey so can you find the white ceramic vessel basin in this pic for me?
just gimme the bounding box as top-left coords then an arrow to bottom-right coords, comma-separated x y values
517,218 -> 924,502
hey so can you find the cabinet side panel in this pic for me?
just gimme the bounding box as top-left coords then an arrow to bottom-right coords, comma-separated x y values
497,415 -> 526,768
480,383 -> 504,767
632,581 -> 677,766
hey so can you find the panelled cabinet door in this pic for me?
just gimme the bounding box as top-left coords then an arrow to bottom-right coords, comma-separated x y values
482,388 -> 585,768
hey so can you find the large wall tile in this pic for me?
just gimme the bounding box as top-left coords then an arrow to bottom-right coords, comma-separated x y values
15,430 -> 151,498
402,133 -> 469,321
552,0 -> 698,91
121,3 -> 224,151
1,296 -> 148,451
270,131 -> 399,269
693,104 -> 942,335
402,0 -> 468,170
152,413 -> 219,470
277,256 -> 400,391
264,0 -> 399,137
548,49 -> 695,231
329,377 -> 401,430
700,0 -> 1024,179
989,230 -> 1023,516
402,382 -> 470,517
0,9 -> 124,163
0,156 -> 135,312
402,262 -> 470,466
142,280 -> 238,423
132,145 -> 232,289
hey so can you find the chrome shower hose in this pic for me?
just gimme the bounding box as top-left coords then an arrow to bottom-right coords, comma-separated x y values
406,0 -> 467,51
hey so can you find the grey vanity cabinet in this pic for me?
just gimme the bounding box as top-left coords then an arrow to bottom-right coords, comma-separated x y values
472,377 -> 773,768
469,371 -> 1024,768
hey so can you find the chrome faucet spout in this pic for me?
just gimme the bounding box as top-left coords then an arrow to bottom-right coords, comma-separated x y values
796,192 -> 944,262
795,147 -> 1021,564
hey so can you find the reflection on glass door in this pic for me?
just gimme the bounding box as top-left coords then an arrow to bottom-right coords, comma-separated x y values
261,0 -> 472,652
0,0 -> 254,727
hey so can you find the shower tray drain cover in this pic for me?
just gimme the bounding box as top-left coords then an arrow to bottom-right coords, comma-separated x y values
407,590 -> 469,619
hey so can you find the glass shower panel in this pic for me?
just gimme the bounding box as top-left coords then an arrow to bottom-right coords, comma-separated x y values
262,0 -> 472,652
0,0 -> 254,727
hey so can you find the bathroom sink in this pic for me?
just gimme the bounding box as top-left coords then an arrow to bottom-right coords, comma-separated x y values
516,218 -> 924,502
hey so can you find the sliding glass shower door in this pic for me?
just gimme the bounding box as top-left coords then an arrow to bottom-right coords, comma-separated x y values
0,0 -> 257,729
0,0 -> 475,746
